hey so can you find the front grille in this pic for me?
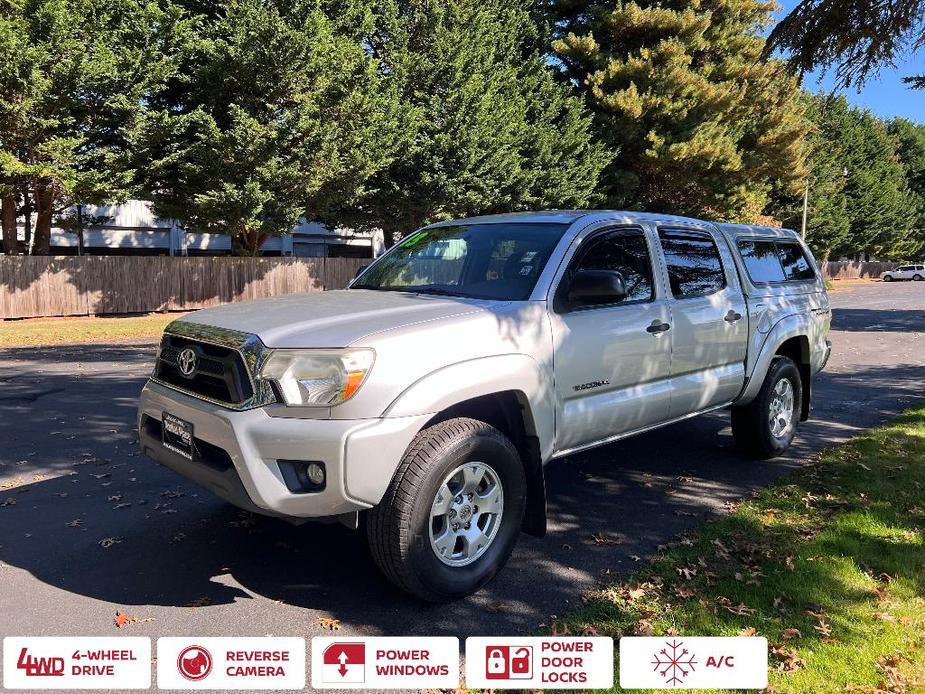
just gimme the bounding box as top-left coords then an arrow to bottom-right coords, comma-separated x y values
154,333 -> 254,405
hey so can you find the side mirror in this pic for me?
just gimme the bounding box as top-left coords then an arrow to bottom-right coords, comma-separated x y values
565,270 -> 627,308
354,264 -> 370,280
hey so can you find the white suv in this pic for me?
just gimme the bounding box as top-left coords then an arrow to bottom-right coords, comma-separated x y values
881,265 -> 925,281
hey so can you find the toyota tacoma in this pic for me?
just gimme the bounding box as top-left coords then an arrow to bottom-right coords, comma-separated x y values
139,211 -> 832,601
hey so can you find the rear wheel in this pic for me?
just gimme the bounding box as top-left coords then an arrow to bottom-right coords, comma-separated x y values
366,417 -> 526,602
731,357 -> 802,459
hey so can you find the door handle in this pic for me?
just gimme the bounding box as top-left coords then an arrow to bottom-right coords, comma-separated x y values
724,310 -> 743,323
646,320 -> 671,334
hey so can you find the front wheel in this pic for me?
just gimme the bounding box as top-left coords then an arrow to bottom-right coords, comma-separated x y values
366,417 -> 526,602
731,357 -> 802,459
883,275 -> 893,282
914,274 -> 923,282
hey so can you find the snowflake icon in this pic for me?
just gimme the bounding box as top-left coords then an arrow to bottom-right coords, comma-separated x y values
651,638 -> 697,686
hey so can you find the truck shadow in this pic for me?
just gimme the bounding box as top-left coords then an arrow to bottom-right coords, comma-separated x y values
0,346 -> 923,637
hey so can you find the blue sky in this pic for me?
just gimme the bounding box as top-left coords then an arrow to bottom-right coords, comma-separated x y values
775,0 -> 924,122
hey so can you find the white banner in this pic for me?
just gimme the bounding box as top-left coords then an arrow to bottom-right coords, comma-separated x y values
156,637 -> 305,690
311,637 -> 459,690
619,636 -> 768,689
465,637 -> 614,689
3,637 -> 151,690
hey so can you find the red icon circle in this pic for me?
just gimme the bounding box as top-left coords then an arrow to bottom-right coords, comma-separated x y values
177,645 -> 213,681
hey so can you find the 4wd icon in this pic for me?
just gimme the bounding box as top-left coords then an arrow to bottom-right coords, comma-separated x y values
322,643 -> 365,683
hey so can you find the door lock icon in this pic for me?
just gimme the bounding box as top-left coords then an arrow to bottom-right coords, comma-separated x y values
485,645 -> 533,680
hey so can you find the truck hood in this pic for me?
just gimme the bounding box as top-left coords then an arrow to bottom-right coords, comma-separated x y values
174,289 -> 499,348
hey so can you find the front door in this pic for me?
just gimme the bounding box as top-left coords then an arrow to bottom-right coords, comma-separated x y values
550,226 -> 672,454
657,227 -> 748,417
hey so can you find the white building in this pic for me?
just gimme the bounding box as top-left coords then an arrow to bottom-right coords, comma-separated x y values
16,199 -> 383,258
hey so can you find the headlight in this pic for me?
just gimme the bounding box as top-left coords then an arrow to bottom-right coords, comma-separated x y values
259,349 -> 375,406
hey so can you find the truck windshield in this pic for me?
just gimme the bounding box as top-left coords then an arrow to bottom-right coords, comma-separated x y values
351,222 -> 569,300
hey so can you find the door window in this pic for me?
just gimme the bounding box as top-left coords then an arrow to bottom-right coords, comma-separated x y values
571,229 -> 654,304
658,230 -> 726,298
737,239 -> 817,283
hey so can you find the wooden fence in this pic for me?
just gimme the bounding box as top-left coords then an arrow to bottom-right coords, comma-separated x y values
821,261 -> 894,280
0,255 -> 899,320
0,256 -> 368,319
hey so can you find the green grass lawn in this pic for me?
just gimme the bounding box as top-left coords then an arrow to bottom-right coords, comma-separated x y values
555,406 -> 925,693
0,313 -> 182,348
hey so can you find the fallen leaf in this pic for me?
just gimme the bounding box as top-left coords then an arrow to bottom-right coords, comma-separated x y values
739,627 -> 758,637
782,628 -> 802,640
65,519 -> 82,528
551,621 -> 571,636
317,617 -> 340,631
486,602 -> 511,614
770,645 -> 805,672
115,611 -> 135,628
785,555 -> 795,571
633,619 -> 654,636
591,532 -> 622,546
873,612 -> 897,622
98,537 -> 123,548
674,586 -> 696,599
1,498 -> 17,507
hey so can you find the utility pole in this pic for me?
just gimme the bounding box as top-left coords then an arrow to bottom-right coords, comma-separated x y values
800,180 -> 809,239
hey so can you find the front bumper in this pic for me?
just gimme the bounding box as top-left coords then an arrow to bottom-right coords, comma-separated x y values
138,381 -> 430,519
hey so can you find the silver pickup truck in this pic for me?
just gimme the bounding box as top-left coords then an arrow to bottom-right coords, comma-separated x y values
139,211 -> 832,601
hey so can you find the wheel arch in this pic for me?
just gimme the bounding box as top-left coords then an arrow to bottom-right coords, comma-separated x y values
737,316 -> 813,421
383,354 -> 554,538
421,391 -> 547,537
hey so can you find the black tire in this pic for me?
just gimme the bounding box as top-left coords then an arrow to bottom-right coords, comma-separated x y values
914,274 -> 923,282
883,275 -> 893,282
366,417 -> 526,602
731,357 -> 802,459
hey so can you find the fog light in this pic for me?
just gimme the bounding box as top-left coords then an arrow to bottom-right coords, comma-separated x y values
305,462 -> 325,486
277,460 -> 326,493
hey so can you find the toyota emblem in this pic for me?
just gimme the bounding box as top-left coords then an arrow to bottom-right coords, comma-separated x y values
177,348 -> 198,377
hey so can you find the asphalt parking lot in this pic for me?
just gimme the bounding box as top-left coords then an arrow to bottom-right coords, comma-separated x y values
1,281 -> 923,647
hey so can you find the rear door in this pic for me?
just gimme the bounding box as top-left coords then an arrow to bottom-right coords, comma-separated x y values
657,227 -> 748,418
549,226 -> 672,453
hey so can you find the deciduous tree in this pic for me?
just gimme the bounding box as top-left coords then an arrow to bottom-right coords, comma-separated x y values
766,0 -> 925,89
0,0 -> 187,254
134,0 -> 406,255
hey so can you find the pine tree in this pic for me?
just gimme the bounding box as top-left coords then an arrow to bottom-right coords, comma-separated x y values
889,118 -> 925,258
547,0 -> 809,222
331,0 -> 610,246
774,96 -> 912,261
134,0 -> 406,255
